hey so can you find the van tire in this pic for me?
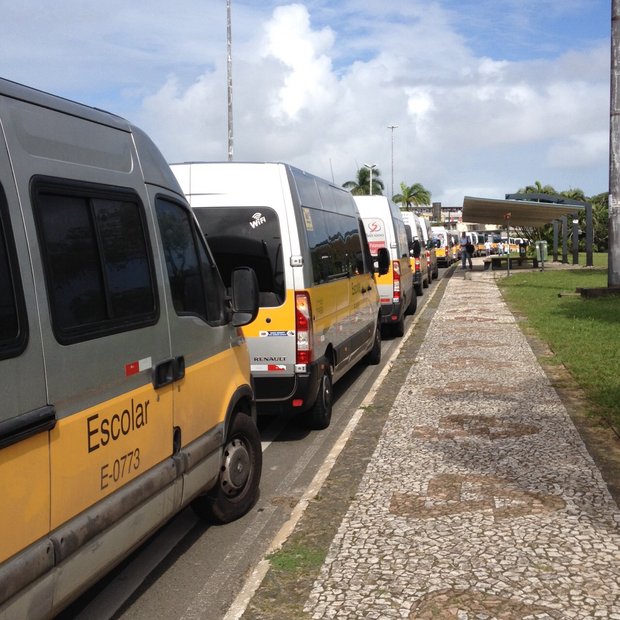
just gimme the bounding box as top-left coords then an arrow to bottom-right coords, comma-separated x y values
192,413 -> 262,524
307,369 -> 333,430
364,321 -> 382,365
392,315 -> 405,337
406,291 -> 417,316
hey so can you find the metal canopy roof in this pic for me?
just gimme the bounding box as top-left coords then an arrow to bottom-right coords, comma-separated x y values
462,196 -> 585,227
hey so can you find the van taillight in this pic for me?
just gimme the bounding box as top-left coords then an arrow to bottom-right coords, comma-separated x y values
295,291 -> 313,364
392,260 -> 401,301
414,257 -> 421,273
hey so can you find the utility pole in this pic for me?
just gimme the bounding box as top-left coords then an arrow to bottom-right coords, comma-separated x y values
364,163 -> 376,196
610,0 -> 620,285
387,124 -> 398,199
227,0 -> 233,161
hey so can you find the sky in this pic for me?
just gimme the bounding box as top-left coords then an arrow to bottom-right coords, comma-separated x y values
0,0 -> 611,206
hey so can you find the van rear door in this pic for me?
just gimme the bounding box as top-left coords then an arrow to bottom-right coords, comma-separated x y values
193,205 -> 297,385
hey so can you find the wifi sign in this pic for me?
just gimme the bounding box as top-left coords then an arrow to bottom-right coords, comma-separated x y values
250,212 -> 267,228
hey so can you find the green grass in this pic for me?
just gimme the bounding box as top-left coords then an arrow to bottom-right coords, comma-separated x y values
267,544 -> 327,573
497,260 -> 620,428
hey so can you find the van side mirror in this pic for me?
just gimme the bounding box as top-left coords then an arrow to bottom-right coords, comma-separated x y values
376,247 -> 390,276
230,267 -> 259,326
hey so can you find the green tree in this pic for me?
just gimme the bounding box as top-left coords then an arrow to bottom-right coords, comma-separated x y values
343,167 -> 384,196
589,192 -> 609,252
519,180 -> 558,195
561,187 -> 587,202
392,182 -> 431,211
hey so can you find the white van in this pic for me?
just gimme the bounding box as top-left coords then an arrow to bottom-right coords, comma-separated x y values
0,78 -> 261,619
417,215 -> 439,280
170,162 -> 388,430
354,196 -> 416,337
401,211 -> 430,294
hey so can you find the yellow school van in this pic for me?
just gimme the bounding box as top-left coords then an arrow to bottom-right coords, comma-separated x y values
170,162 -> 388,431
0,78 -> 261,619
354,196 -> 416,337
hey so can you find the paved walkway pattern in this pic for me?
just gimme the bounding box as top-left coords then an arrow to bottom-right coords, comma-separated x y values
303,271 -> 620,619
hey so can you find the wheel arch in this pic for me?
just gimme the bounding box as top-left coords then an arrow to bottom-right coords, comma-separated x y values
223,383 -> 256,440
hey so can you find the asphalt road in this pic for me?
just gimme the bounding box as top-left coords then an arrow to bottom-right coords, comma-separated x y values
57,268 -> 449,620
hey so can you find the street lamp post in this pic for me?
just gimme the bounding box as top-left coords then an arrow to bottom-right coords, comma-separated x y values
387,124 -> 398,199
364,163 -> 376,195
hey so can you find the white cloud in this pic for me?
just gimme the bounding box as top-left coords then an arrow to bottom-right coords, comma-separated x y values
259,4 -> 338,121
0,0 -> 610,204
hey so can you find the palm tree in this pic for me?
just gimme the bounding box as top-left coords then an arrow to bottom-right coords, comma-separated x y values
343,167 -> 384,196
589,192 -> 609,251
561,187 -> 587,202
392,182 -> 431,211
518,180 -> 558,196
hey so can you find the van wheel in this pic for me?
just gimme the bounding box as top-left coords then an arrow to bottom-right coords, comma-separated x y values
192,413 -> 262,524
415,283 -> 423,296
307,369 -> 333,430
423,276 -> 429,288
364,321 -> 382,365
392,315 -> 405,337
407,291 -> 417,316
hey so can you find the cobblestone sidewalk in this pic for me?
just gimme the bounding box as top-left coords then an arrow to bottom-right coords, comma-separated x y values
303,271 -> 620,619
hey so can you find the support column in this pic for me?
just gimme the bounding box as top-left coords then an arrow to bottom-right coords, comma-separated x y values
585,203 -> 593,267
553,220 -> 559,262
572,213 -> 579,265
561,216 -> 568,264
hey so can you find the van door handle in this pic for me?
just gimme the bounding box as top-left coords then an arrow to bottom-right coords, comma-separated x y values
153,356 -> 185,388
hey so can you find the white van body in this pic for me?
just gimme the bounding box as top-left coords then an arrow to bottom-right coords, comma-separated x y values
354,196 -> 416,337
417,216 -> 439,279
170,162 -> 384,430
0,79 -> 261,619
400,211 -> 430,293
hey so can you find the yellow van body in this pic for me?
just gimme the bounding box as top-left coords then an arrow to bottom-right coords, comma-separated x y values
0,78 -> 261,619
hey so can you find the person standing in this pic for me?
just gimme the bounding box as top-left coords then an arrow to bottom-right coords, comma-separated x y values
465,238 -> 474,269
460,233 -> 472,269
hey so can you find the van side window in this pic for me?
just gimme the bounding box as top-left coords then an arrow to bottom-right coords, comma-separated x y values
156,198 -> 226,323
304,207 -> 365,284
0,185 -> 27,359
33,182 -> 157,344
194,206 -> 284,308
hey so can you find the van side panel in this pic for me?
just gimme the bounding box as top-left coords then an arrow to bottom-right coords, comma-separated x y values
49,384 -> 174,527
0,105 -> 178,532
0,436 -> 50,562
0,118 -> 51,564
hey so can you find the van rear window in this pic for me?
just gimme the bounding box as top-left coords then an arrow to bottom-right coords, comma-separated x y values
195,206 -> 285,307
33,181 -> 158,343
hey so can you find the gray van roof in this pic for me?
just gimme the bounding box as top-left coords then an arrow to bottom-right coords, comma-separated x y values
0,77 -> 184,196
